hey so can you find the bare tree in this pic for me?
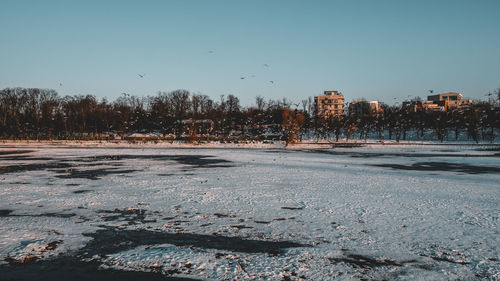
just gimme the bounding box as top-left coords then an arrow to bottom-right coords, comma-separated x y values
301,99 -> 309,114
255,96 -> 265,112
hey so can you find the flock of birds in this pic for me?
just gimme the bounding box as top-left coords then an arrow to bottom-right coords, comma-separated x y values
54,50 -> 282,108
133,51 -> 275,84
57,50 -> 275,89
210,51 -> 275,84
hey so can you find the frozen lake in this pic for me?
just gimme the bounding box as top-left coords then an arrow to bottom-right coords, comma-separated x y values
1,144 -> 499,280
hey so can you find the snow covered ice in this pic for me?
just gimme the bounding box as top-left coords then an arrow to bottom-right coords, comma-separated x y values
0,143 -> 499,280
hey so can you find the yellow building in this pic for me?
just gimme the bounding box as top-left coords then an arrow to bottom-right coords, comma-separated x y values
427,92 -> 472,111
404,92 -> 473,112
314,91 -> 344,118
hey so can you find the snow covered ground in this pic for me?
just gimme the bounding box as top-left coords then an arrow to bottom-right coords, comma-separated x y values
0,144 -> 499,280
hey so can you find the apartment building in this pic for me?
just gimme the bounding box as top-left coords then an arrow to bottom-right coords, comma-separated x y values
427,92 -> 472,110
348,100 -> 384,118
404,92 -> 473,112
314,91 -> 344,118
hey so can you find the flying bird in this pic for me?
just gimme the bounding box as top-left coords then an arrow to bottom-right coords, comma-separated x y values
269,80 -> 274,84
59,83 -> 63,87
263,64 -> 269,68
208,50 -> 214,54
138,74 -> 145,78
240,77 -> 245,80
429,90 -> 434,94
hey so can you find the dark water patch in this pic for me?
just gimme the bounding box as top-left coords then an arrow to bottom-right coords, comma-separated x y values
331,143 -> 366,148
158,173 -> 176,177
264,150 -> 293,154
303,149 -> 499,158
52,158 -> 125,168
180,154 -> 231,167
1,154 -> 230,177
329,254 -> 402,268
0,150 -> 35,156
0,209 -> 13,216
81,227 -> 307,256
162,216 -> 177,220
75,216 -> 91,223
0,211 -> 76,218
433,149 -> 459,153
40,212 -> 77,218
230,224 -> 253,229
281,206 -> 304,210
0,162 -> 72,174
172,220 -> 191,224
75,155 -> 124,162
166,155 -> 233,168
66,183 -> 80,186
158,173 -> 195,177
418,253 -> 470,265
372,162 -> 500,174
0,259 -> 200,281
63,162 -> 125,168
274,217 -> 295,221
73,189 -> 93,194
0,155 -> 55,161
476,147 -> 500,152
55,168 -> 139,180
97,208 -> 151,224
74,154 -> 233,169
213,213 -> 231,218
290,143 -> 365,149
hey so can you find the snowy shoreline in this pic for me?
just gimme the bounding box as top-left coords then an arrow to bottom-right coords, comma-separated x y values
1,139 -> 499,149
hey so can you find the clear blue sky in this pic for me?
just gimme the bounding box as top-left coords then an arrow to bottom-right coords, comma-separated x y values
1,0 -> 499,106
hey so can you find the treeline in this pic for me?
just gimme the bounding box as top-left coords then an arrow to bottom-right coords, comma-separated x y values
0,87 -> 499,143
0,88 -> 308,141
338,102 -> 500,143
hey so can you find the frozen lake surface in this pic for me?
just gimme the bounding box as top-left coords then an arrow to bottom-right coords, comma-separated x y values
0,144 -> 499,280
